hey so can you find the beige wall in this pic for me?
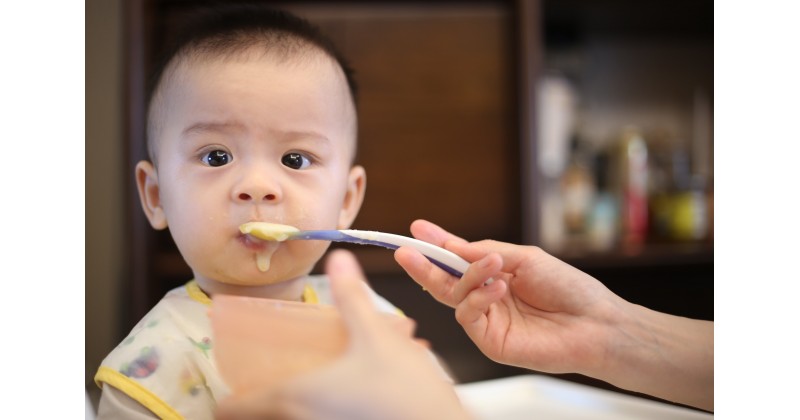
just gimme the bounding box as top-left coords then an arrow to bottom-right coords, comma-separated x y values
86,0 -> 123,393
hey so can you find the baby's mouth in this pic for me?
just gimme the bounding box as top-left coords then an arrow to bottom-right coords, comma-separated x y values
238,222 -> 301,273
240,232 -> 269,249
238,231 -> 279,273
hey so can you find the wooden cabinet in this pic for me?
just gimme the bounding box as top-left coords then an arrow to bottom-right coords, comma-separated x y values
121,0 -> 712,391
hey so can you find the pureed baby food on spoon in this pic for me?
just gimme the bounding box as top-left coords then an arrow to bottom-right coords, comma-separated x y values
239,222 -> 300,241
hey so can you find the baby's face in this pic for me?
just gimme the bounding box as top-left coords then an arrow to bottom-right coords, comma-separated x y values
150,49 -> 361,289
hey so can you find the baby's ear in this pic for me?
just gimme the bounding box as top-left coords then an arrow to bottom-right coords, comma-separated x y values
337,165 -> 366,229
135,161 -> 168,230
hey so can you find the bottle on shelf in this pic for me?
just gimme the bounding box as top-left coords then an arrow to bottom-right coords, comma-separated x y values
651,148 -> 709,243
671,175 -> 709,242
587,150 -> 618,252
560,135 -> 595,239
615,127 -> 649,251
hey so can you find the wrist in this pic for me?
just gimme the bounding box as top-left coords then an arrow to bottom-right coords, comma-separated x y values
592,303 -> 714,410
576,297 -> 646,381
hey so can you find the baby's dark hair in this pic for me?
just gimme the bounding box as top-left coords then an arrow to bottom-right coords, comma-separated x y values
145,3 -> 358,162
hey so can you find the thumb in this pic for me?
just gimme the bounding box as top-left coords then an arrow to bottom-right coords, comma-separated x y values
215,389 -> 286,420
325,249 -> 383,345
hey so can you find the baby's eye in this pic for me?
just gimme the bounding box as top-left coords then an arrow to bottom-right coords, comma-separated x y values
202,150 -> 232,167
281,152 -> 311,170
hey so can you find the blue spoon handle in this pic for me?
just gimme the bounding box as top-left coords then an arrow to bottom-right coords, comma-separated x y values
290,229 -> 469,278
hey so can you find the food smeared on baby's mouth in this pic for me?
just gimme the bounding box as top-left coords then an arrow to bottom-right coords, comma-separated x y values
239,222 -> 300,272
256,253 -> 272,272
239,222 -> 299,241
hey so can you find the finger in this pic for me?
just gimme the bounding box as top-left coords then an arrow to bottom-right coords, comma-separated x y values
385,313 -> 417,338
394,246 -> 459,307
325,249 -> 384,343
447,239 -> 543,272
215,388 -> 295,420
409,220 -> 506,268
454,279 -> 507,333
410,220 -> 545,274
414,337 -> 432,350
451,253 -> 503,304
410,219 -> 469,247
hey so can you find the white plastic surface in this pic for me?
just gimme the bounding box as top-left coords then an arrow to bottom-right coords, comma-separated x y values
455,375 -> 713,420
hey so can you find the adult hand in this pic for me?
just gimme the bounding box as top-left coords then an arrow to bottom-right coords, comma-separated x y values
395,220 -> 624,375
395,219 -> 713,411
216,249 -> 472,420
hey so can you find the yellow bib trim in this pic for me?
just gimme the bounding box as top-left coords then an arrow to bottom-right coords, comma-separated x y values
185,280 -> 212,305
187,279 -> 318,304
302,284 -> 318,303
95,366 -> 184,420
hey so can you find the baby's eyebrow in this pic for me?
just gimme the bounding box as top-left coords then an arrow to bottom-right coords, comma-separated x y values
182,121 -> 245,136
278,130 -> 330,144
182,121 -> 333,147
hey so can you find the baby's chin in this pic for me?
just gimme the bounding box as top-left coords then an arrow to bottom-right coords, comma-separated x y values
195,270 -> 311,302
227,263 -> 313,286
193,243 -> 328,291
194,260 -> 314,289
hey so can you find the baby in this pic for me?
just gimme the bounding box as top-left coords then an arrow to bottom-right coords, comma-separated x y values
94,5 -> 419,419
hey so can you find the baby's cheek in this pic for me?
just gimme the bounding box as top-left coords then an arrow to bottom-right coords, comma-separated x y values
289,240 -> 332,270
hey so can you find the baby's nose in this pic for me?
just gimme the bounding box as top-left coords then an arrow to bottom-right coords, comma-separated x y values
232,170 -> 282,203
237,191 -> 277,201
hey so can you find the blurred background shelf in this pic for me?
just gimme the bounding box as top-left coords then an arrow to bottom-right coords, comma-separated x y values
557,243 -> 713,269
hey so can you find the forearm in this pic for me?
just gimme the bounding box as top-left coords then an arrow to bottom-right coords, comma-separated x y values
595,302 -> 714,411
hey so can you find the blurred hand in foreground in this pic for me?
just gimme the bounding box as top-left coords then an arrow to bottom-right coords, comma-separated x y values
216,249 -> 472,420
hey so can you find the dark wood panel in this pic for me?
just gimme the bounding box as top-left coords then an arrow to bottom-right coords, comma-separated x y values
279,4 -> 524,276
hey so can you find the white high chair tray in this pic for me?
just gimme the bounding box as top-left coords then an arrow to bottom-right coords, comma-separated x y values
455,374 -> 713,419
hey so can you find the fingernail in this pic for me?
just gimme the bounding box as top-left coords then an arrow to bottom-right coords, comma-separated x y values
327,250 -> 355,274
478,256 -> 492,269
